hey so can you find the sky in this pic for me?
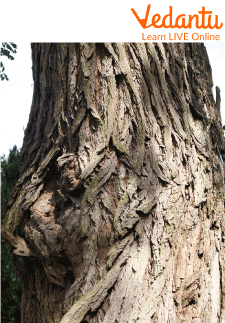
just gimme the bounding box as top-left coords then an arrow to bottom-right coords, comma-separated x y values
0,42 -> 225,157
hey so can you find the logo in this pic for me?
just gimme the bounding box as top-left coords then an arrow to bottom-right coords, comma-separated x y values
131,5 -> 223,30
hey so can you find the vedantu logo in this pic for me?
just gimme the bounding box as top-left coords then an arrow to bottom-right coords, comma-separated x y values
131,5 -> 223,29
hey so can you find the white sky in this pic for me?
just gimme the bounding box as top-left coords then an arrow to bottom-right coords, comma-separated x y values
0,42 -> 224,157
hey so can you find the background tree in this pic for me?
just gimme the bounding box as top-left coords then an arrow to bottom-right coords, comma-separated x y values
1,146 -> 22,323
2,43 -> 225,323
0,42 -> 17,81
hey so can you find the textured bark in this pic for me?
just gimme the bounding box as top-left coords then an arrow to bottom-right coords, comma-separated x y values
2,43 -> 225,323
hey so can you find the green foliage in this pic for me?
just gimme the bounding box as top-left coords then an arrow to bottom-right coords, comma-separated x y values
0,42 -> 17,81
1,146 -> 20,211
1,145 -> 23,323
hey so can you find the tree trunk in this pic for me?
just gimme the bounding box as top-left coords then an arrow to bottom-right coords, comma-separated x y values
2,43 -> 225,323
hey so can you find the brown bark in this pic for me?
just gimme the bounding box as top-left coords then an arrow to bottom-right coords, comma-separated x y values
2,43 -> 225,323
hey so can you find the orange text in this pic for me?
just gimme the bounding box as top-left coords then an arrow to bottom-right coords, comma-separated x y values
131,5 -> 223,29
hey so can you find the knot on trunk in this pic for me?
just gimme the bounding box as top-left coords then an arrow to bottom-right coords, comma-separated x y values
57,153 -> 82,194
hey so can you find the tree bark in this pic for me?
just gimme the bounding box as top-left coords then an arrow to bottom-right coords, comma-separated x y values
2,43 -> 225,323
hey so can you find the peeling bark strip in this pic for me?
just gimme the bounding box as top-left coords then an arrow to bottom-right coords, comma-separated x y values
2,43 -> 225,322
